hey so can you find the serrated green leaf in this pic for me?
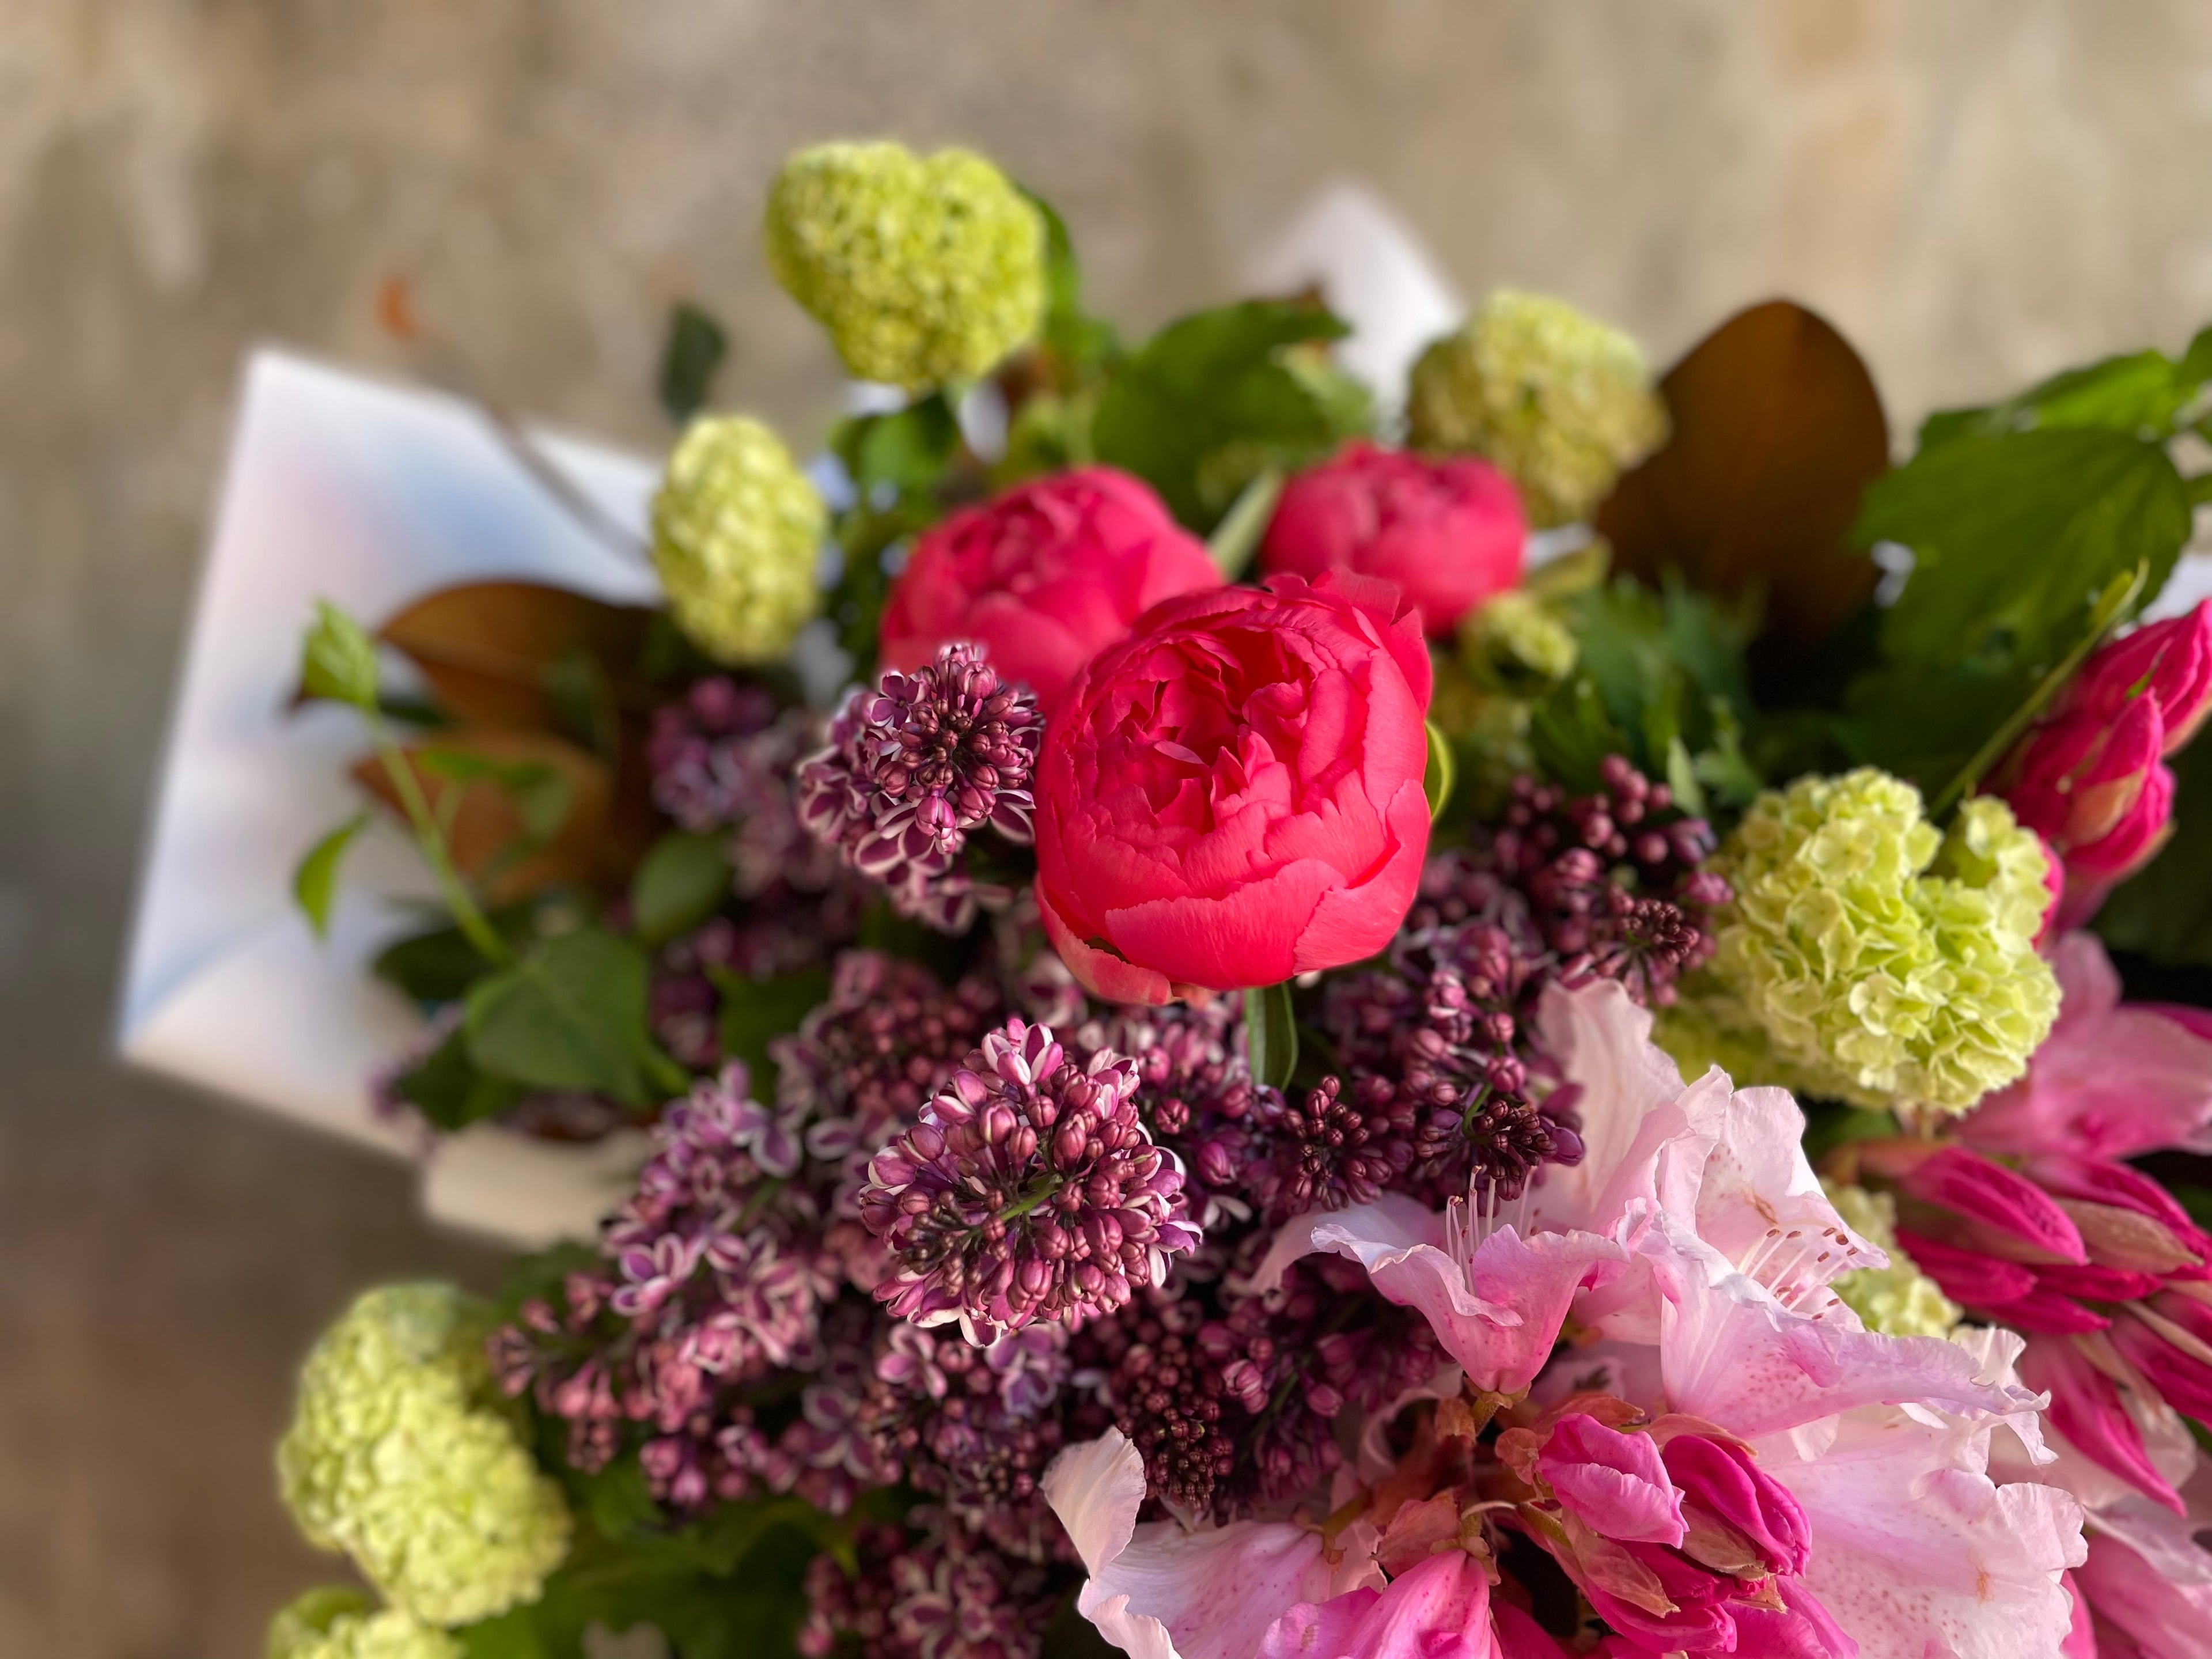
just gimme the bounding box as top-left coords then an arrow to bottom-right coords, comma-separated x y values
1423,719 -> 1456,822
293,812 -> 369,939
1866,428 -> 2189,669
465,927 -> 657,1106
373,904 -> 548,1003
658,300 -> 730,425
1092,301 -> 1368,531
1205,468 -> 1282,579
1244,981 -> 1299,1091
300,599 -> 379,708
1918,344 -> 2210,449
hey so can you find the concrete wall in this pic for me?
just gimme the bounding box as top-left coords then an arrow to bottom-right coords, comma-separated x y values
7,2 -> 2212,1651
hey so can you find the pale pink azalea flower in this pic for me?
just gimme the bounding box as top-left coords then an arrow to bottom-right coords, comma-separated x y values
1961,931 -> 2212,1163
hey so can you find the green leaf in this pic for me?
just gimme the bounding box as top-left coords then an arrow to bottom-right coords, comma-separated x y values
416,747 -> 573,842
1528,675 -> 1628,795
2096,734 -> 2212,963
1205,468 -> 1282,579
1244,981 -> 1300,1091
1918,343 -> 2211,449
658,300 -> 730,424
1092,301 -> 1369,530
710,965 -> 831,1096
300,599 -> 379,708
831,393 -> 961,497
1423,719 -> 1456,822
1021,187 -> 1119,372
391,1024 -> 528,1131
1866,428 -> 2190,669
465,927 -> 658,1105
292,813 -> 369,939
541,645 -> 618,761
631,830 -> 734,948
373,904 -> 550,1003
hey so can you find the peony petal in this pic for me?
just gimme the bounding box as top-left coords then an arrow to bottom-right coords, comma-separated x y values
1038,877 -> 1176,1006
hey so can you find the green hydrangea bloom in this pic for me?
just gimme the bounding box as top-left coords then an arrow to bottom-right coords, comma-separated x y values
765,141 -> 1046,392
267,1589 -> 461,1659
1460,589 -> 1579,696
1822,1181 -> 1961,1339
652,415 -> 825,666
277,1283 -> 570,1627
1695,769 -> 2059,1116
1407,290 -> 1668,527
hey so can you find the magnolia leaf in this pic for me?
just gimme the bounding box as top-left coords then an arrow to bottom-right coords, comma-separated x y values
301,600 -> 380,708
632,829 -> 734,948
1244,981 -> 1300,1091
658,300 -> 730,424
293,813 -> 370,939
464,927 -> 657,1105
1596,300 -> 1889,652
1423,719 -> 1456,821
377,582 -> 656,729
1206,468 -> 1283,579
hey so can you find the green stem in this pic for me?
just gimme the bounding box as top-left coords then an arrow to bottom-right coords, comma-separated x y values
997,1177 -> 1065,1223
366,713 -> 512,969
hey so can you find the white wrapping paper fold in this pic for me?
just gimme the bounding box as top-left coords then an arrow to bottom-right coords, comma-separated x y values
118,187 -> 1471,1247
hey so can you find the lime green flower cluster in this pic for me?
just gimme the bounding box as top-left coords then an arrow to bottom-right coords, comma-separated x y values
267,1589 -> 461,1659
1460,589 -> 1579,696
277,1283 -> 570,1628
766,141 -> 1047,392
1681,770 -> 2059,1116
1821,1180 -> 1961,1339
1407,290 -> 1668,527
652,414 -> 826,665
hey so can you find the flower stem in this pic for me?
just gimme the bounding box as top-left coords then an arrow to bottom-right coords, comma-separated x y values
366,711 -> 512,969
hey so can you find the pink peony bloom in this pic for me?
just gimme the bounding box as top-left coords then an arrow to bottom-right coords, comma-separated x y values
1257,441 -> 1526,638
1033,571 -> 1434,1004
879,465 -> 1222,714
1961,931 -> 2212,1163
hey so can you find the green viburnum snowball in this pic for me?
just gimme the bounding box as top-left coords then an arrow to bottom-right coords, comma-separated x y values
765,141 -> 1047,392
1460,589 -> 1579,696
1822,1181 -> 1961,1340
277,1283 -> 571,1628
1677,771 -> 2059,1117
267,1589 -> 462,1659
651,414 -> 826,665
1407,289 -> 1668,527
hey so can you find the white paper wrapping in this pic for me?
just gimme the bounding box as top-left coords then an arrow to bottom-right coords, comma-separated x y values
120,187 -> 1464,1247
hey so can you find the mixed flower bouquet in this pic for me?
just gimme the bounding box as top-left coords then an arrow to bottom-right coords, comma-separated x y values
260,137 -> 2212,1659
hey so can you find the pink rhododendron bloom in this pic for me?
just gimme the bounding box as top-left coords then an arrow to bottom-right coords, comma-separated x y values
1258,441 -> 1526,637
1961,931 -> 2212,1162
878,465 -> 1221,713
1257,1551 -> 1503,1659
2071,1488 -> 2212,1659
1033,571 -> 1434,1004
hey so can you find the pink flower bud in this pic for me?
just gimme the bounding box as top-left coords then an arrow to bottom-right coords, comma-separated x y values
1897,1145 -> 2088,1264
2006,698 -> 2166,858
2067,600 -> 2212,755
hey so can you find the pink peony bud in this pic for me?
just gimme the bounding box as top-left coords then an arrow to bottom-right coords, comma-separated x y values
1257,440 -> 1526,637
2066,600 -> 2212,755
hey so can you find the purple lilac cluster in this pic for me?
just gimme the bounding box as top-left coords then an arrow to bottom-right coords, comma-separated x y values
859,1019 -> 1200,1342
647,675 -> 842,897
798,1521 -> 1057,1659
796,643 -> 1043,932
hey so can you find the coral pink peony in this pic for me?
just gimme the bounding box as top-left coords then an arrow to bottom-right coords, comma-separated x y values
1033,570 -> 1435,1005
1257,441 -> 1527,637
878,465 -> 1221,713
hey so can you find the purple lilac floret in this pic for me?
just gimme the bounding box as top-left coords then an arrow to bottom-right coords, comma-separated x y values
648,676 -> 840,896
860,1018 -> 1200,1343
796,643 -> 1043,932
799,1521 -> 1056,1659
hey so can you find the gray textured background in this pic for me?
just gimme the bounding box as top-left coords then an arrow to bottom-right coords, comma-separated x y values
11,2 -> 2212,1653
